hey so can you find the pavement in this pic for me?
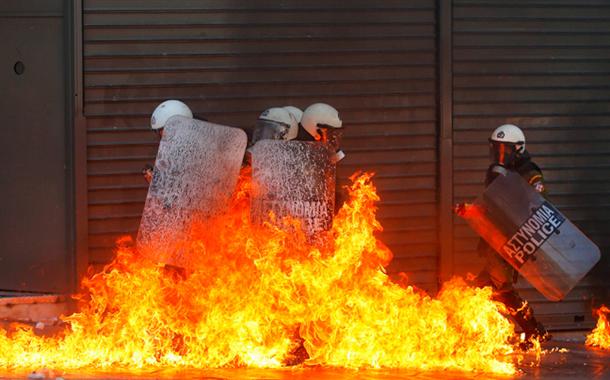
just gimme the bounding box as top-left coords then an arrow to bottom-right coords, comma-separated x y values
0,332 -> 608,379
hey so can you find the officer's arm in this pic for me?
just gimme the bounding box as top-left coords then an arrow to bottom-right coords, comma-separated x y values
527,171 -> 547,196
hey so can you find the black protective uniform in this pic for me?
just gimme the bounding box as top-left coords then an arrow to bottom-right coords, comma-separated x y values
474,150 -> 549,341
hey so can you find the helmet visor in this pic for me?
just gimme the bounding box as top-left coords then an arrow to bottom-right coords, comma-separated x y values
489,140 -> 518,166
252,120 -> 291,144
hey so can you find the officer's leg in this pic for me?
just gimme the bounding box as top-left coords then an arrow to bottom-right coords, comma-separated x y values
482,249 -> 549,341
493,287 -> 548,340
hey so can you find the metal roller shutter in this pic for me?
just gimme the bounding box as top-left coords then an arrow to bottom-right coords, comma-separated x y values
452,0 -> 610,329
83,1 -> 439,292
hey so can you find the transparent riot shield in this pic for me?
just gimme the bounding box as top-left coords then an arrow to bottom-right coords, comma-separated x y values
249,140 -> 335,238
460,171 -> 601,301
137,116 -> 247,268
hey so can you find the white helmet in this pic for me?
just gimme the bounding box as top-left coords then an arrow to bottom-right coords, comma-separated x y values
490,124 -> 526,153
252,107 -> 299,143
151,100 -> 193,130
301,103 -> 342,141
283,106 -> 303,124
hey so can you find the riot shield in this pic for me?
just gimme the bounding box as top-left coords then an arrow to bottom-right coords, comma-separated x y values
137,116 -> 247,268
460,171 -> 601,301
249,140 -> 335,238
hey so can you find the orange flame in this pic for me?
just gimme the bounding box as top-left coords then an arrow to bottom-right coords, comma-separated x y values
0,172 -> 518,374
586,305 -> 610,349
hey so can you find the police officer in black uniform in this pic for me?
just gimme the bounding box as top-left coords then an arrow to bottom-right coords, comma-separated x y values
467,124 -> 550,344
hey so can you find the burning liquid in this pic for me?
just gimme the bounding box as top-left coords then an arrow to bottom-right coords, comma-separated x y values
586,305 -> 610,349
0,173 -> 517,374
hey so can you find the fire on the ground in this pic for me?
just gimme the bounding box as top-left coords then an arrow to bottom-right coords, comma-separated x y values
0,172 -> 521,374
586,305 -> 610,350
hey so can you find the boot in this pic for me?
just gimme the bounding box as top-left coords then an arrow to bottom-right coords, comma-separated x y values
493,288 -> 551,347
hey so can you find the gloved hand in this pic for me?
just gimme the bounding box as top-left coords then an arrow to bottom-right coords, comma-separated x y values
453,202 -> 471,217
142,163 -> 154,184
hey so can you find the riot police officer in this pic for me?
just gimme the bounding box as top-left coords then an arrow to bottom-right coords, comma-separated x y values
472,124 -> 550,345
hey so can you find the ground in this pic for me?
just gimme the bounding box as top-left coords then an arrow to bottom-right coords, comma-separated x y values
0,332 -> 608,380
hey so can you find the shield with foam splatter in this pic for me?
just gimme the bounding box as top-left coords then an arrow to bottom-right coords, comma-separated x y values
137,116 -> 247,268
249,140 -> 335,238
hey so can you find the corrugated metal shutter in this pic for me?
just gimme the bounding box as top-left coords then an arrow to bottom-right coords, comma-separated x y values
83,1 -> 439,291
452,0 -> 610,329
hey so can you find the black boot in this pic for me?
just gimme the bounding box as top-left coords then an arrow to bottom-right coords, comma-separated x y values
493,288 -> 551,346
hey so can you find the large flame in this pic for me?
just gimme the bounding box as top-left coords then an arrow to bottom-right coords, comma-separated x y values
586,305 -> 610,350
0,172 -> 518,375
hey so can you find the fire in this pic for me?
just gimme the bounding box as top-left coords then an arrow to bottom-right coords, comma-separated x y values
586,305 -> 610,349
0,172 -> 518,375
